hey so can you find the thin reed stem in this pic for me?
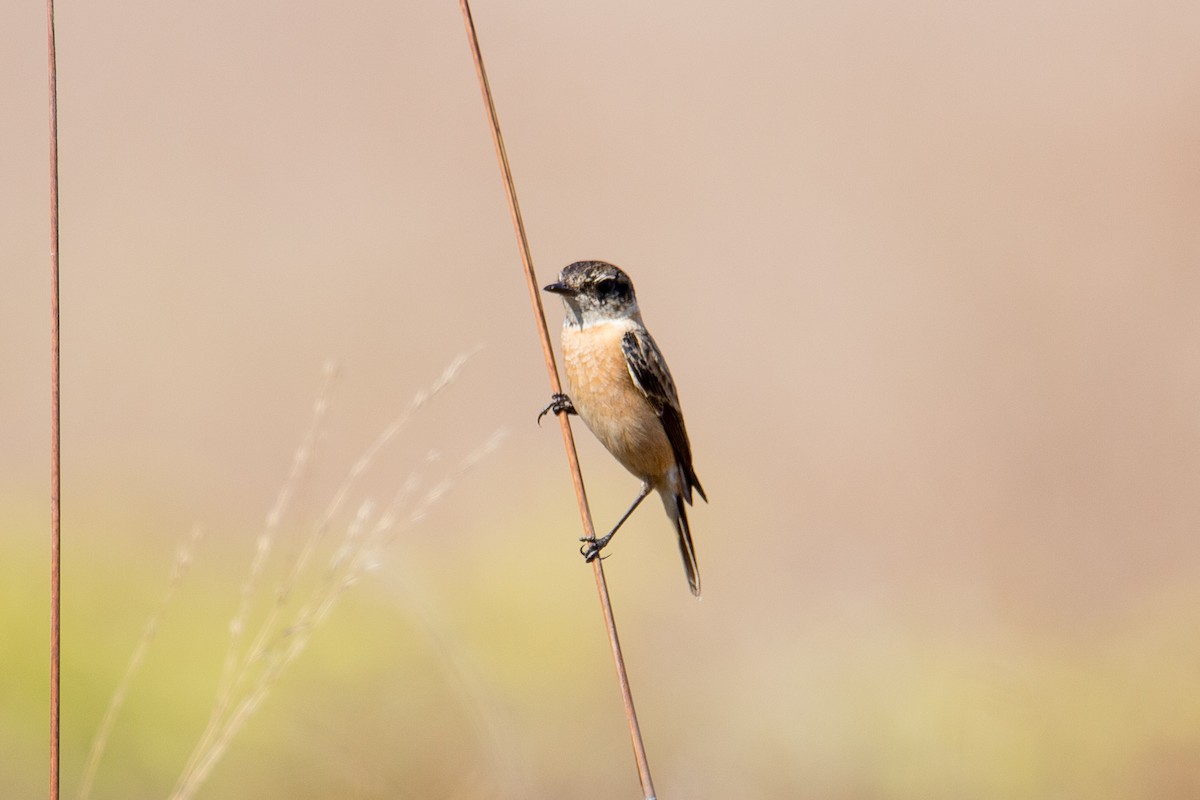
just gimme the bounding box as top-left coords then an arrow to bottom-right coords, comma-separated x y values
457,3 -> 657,797
46,0 -> 62,797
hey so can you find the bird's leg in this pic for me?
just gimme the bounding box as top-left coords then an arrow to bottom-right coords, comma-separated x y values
581,482 -> 653,562
537,392 -> 576,426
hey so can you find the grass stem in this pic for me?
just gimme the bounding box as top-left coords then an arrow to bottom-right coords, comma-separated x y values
457,3 -> 657,796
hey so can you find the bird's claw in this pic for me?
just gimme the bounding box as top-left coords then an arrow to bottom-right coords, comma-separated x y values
537,393 -> 576,426
579,534 -> 612,563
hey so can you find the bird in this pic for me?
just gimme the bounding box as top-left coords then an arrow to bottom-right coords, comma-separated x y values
541,260 -> 707,596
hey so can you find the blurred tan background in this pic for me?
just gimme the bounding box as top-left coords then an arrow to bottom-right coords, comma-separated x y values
4,0 -> 1200,797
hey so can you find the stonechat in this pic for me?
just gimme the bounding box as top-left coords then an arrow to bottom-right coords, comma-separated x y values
541,260 -> 707,596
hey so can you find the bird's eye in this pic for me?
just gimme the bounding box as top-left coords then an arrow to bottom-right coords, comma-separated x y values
595,278 -> 620,298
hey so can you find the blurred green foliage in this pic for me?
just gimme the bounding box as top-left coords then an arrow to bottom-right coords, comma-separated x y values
5,495 -> 1200,799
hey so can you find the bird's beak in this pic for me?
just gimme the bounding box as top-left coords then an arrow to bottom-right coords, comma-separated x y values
543,281 -> 573,295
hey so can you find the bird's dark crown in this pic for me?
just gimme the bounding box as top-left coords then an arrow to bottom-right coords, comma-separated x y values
552,260 -> 636,303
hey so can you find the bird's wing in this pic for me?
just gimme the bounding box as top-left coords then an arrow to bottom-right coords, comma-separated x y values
622,328 -> 706,503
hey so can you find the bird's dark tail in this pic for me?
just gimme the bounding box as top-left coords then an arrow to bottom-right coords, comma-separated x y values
673,494 -> 701,597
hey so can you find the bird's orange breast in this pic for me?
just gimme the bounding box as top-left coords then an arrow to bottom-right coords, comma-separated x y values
561,321 -> 676,484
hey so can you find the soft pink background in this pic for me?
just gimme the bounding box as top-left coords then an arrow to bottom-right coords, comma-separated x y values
3,1 -> 1200,797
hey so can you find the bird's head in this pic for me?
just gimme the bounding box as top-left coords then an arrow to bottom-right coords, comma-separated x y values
544,260 -> 639,327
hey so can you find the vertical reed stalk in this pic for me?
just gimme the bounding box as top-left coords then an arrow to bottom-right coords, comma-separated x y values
46,0 -> 62,797
457,3 -> 657,797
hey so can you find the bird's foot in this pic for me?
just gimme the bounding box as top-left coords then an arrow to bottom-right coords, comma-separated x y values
537,393 -> 576,425
579,532 -> 615,563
